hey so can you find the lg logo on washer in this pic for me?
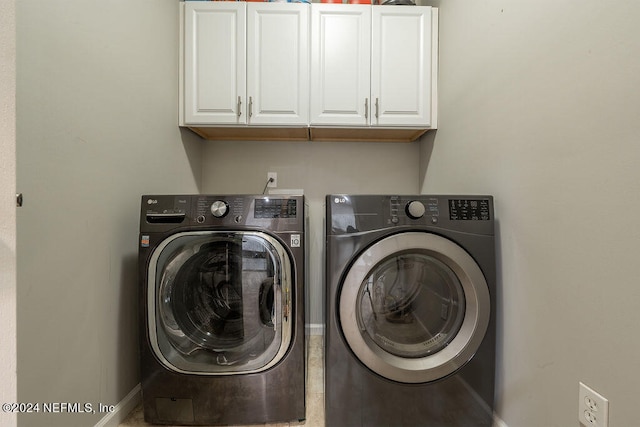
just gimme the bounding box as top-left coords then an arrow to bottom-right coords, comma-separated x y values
147,199 -> 158,205
334,197 -> 348,204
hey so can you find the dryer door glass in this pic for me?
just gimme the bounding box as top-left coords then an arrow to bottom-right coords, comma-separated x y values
357,253 -> 465,358
339,232 -> 490,383
148,231 -> 293,375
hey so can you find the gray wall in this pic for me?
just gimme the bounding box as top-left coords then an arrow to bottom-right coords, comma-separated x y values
12,1 -> 640,426
200,140 -> 421,328
0,0 -> 17,425
16,1 -> 201,425
420,1 -> 640,426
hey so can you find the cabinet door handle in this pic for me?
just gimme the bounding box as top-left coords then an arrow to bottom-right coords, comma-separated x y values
237,96 -> 242,117
365,98 -> 368,120
249,96 -> 253,118
375,98 -> 379,119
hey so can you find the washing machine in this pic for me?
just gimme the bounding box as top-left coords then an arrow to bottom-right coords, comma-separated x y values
325,194 -> 496,426
138,194 -> 306,425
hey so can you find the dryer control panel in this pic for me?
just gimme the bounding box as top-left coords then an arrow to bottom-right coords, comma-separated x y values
448,199 -> 491,221
327,194 -> 494,236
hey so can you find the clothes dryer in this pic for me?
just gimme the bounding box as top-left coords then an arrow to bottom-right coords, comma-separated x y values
139,194 -> 305,425
325,194 -> 496,426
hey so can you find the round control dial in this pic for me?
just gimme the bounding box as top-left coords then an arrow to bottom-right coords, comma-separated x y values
210,200 -> 229,218
406,201 -> 426,219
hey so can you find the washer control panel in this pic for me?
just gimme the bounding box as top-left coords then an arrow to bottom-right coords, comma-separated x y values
254,198 -> 297,219
195,196 -> 246,223
210,200 -> 229,218
141,195 -> 304,233
142,196 -> 188,224
193,195 -> 301,227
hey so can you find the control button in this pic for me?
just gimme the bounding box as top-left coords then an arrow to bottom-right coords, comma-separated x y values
234,215 -> 242,223
431,216 -> 438,224
196,215 -> 206,223
391,216 -> 399,224
406,201 -> 426,219
210,200 -> 229,218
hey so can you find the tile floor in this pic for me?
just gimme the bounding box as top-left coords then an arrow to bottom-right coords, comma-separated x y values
119,335 -> 324,427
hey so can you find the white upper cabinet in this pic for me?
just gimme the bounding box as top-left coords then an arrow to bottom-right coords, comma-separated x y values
371,6 -> 433,127
182,2 -> 309,126
184,3 -> 246,125
180,2 -> 437,140
310,5 -> 436,128
310,5 -> 371,126
248,3 -> 309,125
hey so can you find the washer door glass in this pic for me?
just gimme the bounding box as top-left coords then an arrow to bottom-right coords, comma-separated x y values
339,232 -> 490,383
148,231 -> 293,375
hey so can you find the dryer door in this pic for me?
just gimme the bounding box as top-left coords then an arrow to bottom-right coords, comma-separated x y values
339,231 -> 490,383
147,231 -> 293,375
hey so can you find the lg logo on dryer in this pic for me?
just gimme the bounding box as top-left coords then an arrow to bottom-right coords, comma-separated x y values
147,199 -> 158,205
334,197 -> 347,204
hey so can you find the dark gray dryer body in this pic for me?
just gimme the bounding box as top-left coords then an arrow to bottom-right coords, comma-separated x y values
139,194 -> 305,425
325,194 -> 496,426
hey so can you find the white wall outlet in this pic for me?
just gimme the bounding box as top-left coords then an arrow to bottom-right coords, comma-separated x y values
267,172 -> 277,188
579,382 -> 609,427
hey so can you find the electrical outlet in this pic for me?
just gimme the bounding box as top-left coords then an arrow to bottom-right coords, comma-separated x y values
579,382 -> 609,427
267,172 -> 277,188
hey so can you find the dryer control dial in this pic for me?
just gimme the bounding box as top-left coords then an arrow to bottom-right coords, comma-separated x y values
210,200 -> 229,218
406,201 -> 426,219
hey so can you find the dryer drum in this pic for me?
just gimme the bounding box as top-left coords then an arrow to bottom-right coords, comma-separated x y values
357,252 -> 466,359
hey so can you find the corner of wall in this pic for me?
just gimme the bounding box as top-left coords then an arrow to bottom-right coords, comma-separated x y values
0,0 -> 17,424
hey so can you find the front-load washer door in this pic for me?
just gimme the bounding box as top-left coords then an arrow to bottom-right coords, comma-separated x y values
339,231 -> 490,383
148,231 -> 293,375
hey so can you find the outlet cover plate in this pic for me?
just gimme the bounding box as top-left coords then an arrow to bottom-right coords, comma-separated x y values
267,172 -> 277,188
579,382 -> 608,427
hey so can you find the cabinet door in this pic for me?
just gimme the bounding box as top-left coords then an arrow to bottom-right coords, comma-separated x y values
371,6 -> 432,127
184,3 -> 246,125
310,5 -> 371,126
247,3 -> 309,126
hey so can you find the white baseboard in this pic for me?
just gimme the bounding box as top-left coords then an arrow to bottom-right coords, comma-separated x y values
493,413 -> 508,427
94,384 -> 141,427
306,323 -> 324,336
455,375 -> 508,427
